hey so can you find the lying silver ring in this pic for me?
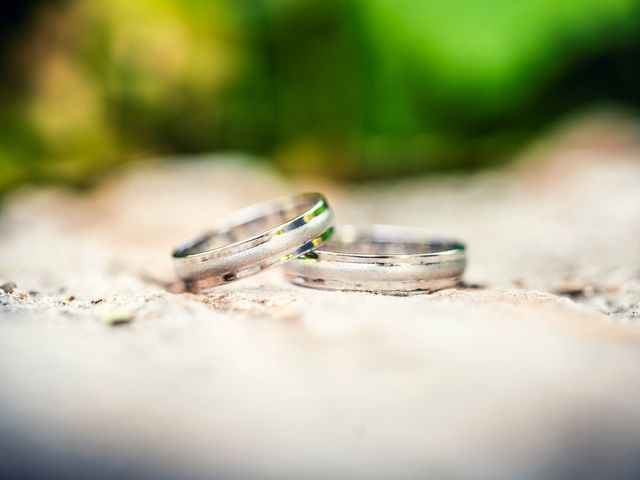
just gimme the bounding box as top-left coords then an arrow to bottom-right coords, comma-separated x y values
283,225 -> 465,293
173,193 -> 333,290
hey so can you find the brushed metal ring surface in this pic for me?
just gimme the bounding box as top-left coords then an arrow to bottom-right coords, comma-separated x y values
173,193 -> 333,290
283,225 -> 465,293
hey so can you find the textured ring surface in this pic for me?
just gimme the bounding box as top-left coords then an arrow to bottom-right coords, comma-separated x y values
173,193 -> 333,290
283,225 -> 465,293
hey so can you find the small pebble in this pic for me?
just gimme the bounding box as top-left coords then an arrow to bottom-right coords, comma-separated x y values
1,282 -> 17,294
101,309 -> 135,326
554,279 -> 593,297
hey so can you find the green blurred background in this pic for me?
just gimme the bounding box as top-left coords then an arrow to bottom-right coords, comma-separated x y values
1,0 -> 639,193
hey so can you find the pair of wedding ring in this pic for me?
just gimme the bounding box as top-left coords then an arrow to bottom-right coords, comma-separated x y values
173,193 -> 465,293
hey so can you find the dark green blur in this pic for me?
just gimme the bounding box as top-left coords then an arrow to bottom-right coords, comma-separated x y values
1,0 -> 639,192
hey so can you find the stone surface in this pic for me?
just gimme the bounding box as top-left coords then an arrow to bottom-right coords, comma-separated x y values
1,114 -> 640,479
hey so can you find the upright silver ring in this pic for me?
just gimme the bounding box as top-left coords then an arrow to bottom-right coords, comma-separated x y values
173,193 -> 333,290
283,225 -> 465,293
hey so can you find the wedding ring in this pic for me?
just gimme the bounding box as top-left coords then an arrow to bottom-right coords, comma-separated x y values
173,193 -> 333,290
283,225 -> 465,293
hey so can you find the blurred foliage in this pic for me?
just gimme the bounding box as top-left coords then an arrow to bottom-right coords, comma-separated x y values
0,0 -> 639,192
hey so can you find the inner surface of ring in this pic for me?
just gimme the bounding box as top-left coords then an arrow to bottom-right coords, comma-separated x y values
177,195 -> 319,256
318,238 -> 460,255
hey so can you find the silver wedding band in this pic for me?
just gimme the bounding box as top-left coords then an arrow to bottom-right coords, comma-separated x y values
173,193 -> 333,291
172,195 -> 466,294
282,225 -> 466,293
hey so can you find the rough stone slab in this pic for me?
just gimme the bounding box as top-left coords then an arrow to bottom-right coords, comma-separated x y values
1,115 -> 640,479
